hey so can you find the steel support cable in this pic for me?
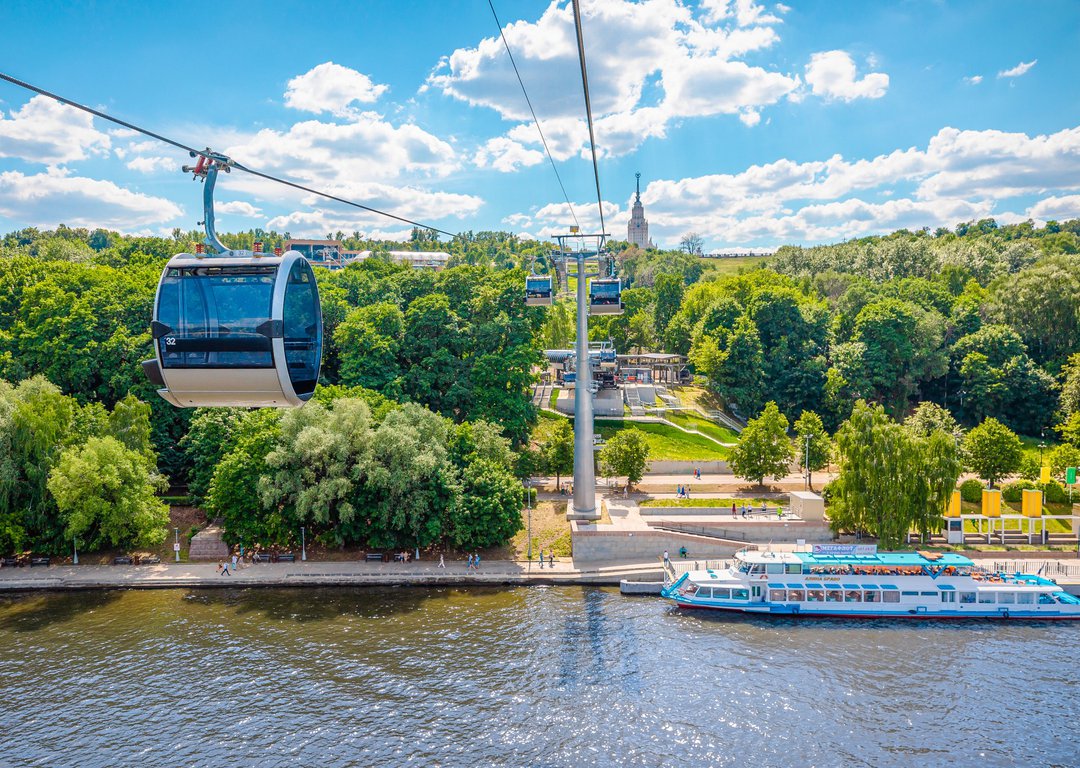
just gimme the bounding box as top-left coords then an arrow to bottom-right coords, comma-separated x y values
487,0 -> 580,232
570,0 -> 606,235
0,71 -> 458,238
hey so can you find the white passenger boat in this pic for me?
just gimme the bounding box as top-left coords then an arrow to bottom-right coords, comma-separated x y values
661,546 -> 1080,620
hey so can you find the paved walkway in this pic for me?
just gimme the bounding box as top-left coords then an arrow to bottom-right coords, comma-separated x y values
0,558 -> 666,592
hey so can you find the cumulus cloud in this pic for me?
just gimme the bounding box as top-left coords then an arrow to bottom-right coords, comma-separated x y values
506,122 -> 1080,248
126,155 -> 176,174
805,50 -> 889,101
0,95 -> 111,165
963,75 -> 983,85
433,0 -> 800,162
284,62 -> 389,117
998,59 -> 1036,78
473,136 -> 544,172
0,169 -> 182,229
217,200 -> 262,217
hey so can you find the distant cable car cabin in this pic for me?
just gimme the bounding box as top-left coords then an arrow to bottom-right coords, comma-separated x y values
142,247 -> 323,407
525,275 -> 554,306
589,278 -> 623,315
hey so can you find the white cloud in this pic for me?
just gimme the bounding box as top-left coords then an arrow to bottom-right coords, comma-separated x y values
805,50 -> 889,101
217,200 -> 262,217
431,0 -> 798,159
284,62 -> 389,117
1026,195 -> 1080,222
0,95 -> 111,165
126,155 -> 176,174
998,59 -> 1036,78
738,109 -> 761,126
473,136 -> 544,172
963,75 -> 983,85
510,199 -> 621,235
0,169 -> 182,229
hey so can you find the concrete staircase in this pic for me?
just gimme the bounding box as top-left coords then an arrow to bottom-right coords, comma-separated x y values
188,525 -> 230,561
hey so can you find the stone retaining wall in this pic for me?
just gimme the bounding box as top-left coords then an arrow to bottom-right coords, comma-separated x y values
571,526 -> 742,562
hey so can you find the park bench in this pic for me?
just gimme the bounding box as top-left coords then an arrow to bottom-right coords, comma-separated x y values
138,555 -> 161,565
365,552 -> 385,563
276,553 -> 296,563
1,557 -> 17,568
253,553 -> 272,563
30,556 -> 50,567
113,556 -> 134,565
393,553 -> 410,562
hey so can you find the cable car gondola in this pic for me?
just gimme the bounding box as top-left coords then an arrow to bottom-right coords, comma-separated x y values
143,249 -> 322,407
589,277 -> 623,315
525,274 -> 554,306
141,151 -> 322,407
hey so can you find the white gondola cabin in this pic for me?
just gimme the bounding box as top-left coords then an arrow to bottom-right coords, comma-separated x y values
589,278 -> 623,315
525,275 -> 554,306
142,250 -> 322,407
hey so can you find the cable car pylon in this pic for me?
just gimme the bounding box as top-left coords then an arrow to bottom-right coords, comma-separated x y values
528,230 -> 619,521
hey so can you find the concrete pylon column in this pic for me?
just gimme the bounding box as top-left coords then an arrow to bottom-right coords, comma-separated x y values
571,251 -> 597,520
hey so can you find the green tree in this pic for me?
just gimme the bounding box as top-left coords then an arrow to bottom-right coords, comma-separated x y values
598,429 -> 650,493
904,401 -> 963,442
1056,412 -> 1080,449
653,272 -> 684,341
542,418 -> 574,490
1048,444 -> 1080,480
206,414 -> 286,547
335,302 -> 405,396
1060,353 -> 1080,416
451,459 -> 523,549
793,410 -> 829,490
181,408 -> 250,505
964,417 -> 1023,487
47,436 -> 168,550
729,402 -> 792,486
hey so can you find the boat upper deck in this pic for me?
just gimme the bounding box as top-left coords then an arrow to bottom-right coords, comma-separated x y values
737,549 -> 975,569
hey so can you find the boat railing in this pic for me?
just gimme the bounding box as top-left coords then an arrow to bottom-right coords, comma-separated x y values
979,560 -> 1080,580
665,559 -> 736,582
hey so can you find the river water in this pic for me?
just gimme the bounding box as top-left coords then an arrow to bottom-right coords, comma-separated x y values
0,586 -> 1076,768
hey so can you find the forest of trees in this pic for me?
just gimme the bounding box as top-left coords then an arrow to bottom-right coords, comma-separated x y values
1,216 -> 1078,554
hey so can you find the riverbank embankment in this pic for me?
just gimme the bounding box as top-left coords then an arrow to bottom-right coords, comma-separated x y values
0,559 -> 665,592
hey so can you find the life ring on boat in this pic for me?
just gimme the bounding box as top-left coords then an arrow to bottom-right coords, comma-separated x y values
1002,609 -> 1010,619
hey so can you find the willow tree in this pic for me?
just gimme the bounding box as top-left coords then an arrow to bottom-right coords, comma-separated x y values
831,401 -> 961,548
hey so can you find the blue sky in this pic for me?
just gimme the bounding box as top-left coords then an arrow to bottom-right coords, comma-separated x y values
1,0 -> 1078,250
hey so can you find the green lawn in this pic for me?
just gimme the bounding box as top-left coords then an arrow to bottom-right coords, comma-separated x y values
641,497 -> 776,508
1017,434 -> 1060,464
595,419 -> 729,461
959,500 -> 1075,533
665,410 -> 739,443
548,387 -> 559,411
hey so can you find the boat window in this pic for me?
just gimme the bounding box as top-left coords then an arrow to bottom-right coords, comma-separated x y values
737,563 -> 751,574
732,589 -> 749,600
901,591 -> 919,597
882,591 -> 900,603
769,589 -> 786,602
712,588 -> 730,599
807,589 -> 824,602
998,592 -> 1016,604
864,590 -> 880,603
1016,592 -> 1035,605
940,592 -> 956,603
787,589 -> 805,602
826,589 -> 842,603
844,590 -> 861,602
766,563 -> 784,574
978,592 -> 995,604
1038,594 -> 1056,605
920,591 -> 937,597
785,564 -> 802,574
959,592 -> 976,604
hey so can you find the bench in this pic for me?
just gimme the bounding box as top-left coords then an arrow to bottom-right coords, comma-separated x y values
113,556 -> 134,565
393,553 -> 410,562
276,553 -> 296,563
138,555 -> 161,565
365,552 -> 385,563
30,556 -> 50,567
253,553 -> 272,563
1,557 -> 17,568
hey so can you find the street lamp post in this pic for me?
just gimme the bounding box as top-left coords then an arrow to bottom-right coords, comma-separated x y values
804,433 -> 811,490
72,536 -> 78,565
525,479 -> 533,562
174,527 -> 180,562
301,526 -> 307,561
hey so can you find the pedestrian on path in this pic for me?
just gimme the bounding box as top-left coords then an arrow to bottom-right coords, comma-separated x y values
732,503 -> 737,518
663,550 -> 670,565
548,551 -> 554,568
695,467 -> 700,480
538,548 -> 544,568
438,553 -> 445,568
231,553 -> 238,572
467,554 -> 474,571
475,553 -> 481,572
742,505 -> 748,518
218,561 -> 230,576
760,502 -> 767,516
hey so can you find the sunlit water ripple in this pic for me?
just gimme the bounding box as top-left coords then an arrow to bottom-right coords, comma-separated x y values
0,586 -> 1076,767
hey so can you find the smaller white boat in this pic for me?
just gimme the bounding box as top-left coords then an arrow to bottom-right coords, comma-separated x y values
661,546 -> 1080,620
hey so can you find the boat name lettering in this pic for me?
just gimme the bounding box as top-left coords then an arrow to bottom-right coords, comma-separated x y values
811,544 -> 878,556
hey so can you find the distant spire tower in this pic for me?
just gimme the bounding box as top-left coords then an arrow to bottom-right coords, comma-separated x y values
627,171 -> 651,248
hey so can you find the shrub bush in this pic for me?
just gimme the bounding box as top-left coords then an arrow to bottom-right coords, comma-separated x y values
1040,480 -> 1068,505
959,479 -> 983,503
1001,480 -> 1036,503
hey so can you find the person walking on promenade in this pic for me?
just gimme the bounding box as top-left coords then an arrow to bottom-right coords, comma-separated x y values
475,553 -> 481,571
438,553 -> 445,568
218,560 -> 230,576
548,551 -> 554,568
732,503 -> 737,519
467,553 -> 474,572
538,548 -> 544,569
663,550 -> 670,566
760,501 -> 767,517
231,553 -> 239,572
